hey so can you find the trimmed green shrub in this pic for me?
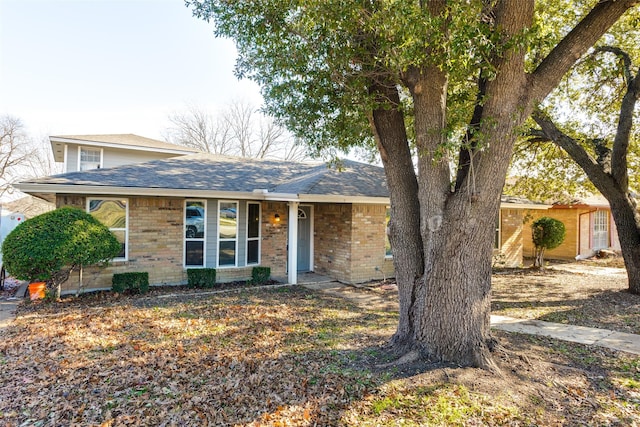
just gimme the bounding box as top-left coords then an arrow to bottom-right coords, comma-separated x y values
251,266 -> 271,285
112,272 -> 149,294
532,216 -> 566,268
2,207 -> 121,297
187,268 -> 217,288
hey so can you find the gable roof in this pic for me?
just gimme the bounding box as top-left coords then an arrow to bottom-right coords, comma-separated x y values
17,153 -> 389,203
50,134 -> 199,162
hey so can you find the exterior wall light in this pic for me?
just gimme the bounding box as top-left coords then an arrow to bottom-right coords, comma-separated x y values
274,213 -> 281,222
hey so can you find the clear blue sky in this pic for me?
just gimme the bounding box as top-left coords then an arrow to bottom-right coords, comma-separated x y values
0,0 -> 263,140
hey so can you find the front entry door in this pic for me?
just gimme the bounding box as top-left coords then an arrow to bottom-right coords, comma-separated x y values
297,206 -> 311,272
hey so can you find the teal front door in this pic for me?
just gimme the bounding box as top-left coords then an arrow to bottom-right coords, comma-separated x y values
297,206 -> 311,272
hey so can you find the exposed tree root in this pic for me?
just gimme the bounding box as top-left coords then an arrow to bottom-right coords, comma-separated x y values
376,349 -> 421,369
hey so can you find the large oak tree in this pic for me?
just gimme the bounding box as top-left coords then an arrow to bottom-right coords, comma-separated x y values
187,0 -> 639,370
531,44 -> 640,294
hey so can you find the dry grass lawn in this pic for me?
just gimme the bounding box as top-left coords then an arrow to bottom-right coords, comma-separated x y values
0,261 -> 638,426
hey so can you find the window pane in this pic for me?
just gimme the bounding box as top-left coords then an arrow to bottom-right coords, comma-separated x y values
89,200 -> 126,228
186,241 -> 204,266
219,241 -> 236,266
112,230 -> 126,259
219,202 -> 237,239
80,148 -> 101,171
185,201 -> 205,239
247,203 -> 260,238
385,207 -> 392,257
247,240 -> 259,264
81,148 -> 101,162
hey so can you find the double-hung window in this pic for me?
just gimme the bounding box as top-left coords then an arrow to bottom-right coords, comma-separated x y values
79,147 -> 102,171
592,210 -> 609,250
88,198 -> 128,260
218,201 -> 238,267
185,201 -> 206,267
246,202 -> 261,265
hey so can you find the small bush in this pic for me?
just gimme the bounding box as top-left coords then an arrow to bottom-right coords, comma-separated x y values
112,272 -> 149,294
252,266 -> 271,285
187,268 -> 217,288
532,217 -> 566,268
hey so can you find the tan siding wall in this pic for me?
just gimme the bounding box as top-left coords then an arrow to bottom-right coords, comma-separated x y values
350,204 -> 393,282
56,197 -> 287,295
313,203 -> 394,283
260,202 -> 288,278
522,208 -> 581,260
313,204 -> 353,282
498,209 -> 523,268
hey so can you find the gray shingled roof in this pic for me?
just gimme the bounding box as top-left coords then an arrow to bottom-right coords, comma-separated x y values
22,153 -> 389,198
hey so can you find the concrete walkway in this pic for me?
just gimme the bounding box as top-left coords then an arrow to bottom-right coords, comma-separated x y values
0,299 -> 19,331
303,281 -> 640,356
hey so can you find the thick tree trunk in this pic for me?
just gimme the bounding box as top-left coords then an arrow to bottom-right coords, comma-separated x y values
604,194 -> 640,294
368,83 -> 424,352
414,192 -> 501,371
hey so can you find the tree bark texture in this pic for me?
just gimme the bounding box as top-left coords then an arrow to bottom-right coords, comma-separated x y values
375,0 -> 636,370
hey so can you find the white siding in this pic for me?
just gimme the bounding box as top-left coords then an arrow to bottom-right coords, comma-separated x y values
102,147 -> 181,168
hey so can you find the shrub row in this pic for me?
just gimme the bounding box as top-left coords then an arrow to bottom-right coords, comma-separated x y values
187,268 -> 217,288
111,266 -> 272,293
112,272 -> 149,294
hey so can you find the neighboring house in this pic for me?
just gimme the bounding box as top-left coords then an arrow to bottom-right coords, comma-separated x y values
50,134 -> 199,173
1,195 -> 53,218
16,137 -> 546,294
522,195 -> 621,260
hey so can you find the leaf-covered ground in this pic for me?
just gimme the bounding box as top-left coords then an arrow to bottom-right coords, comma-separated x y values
1,266 -> 639,426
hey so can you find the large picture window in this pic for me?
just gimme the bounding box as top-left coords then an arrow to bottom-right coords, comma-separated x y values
185,201 -> 206,267
79,147 -> 102,171
218,201 -> 238,267
88,198 -> 128,260
246,202 -> 261,265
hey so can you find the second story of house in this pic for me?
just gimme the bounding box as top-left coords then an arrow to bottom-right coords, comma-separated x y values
50,134 -> 200,173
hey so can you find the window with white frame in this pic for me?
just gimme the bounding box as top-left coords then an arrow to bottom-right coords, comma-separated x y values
592,210 -> 609,250
218,201 -> 238,267
88,198 -> 128,260
185,200 -> 206,267
79,147 -> 102,171
246,202 -> 261,265
385,207 -> 392,257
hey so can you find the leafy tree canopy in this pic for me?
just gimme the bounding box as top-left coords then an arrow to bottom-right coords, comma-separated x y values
507,8 -> 640,202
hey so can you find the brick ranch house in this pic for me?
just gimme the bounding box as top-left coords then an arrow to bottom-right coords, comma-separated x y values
523,195 -> 621,261
16,135 -> 547,294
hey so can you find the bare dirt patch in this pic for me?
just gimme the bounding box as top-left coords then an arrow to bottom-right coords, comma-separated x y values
2,272 -> 640,425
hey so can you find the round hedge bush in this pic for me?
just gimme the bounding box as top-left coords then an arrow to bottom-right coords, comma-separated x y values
2,207 -> 121,283
532,216 -> 566,251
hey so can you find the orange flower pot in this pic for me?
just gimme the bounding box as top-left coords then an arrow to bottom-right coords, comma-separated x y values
28,282 -> 46,300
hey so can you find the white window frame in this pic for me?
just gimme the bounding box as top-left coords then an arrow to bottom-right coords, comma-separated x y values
217,200 -> 239,268
78,146 -> 103,171
246,202 -> 261,266
184,200 -> 207,268
385,206 -> 393,258
592,210 -> 609,250
87,197 -> 128,262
